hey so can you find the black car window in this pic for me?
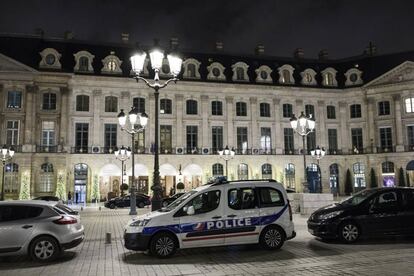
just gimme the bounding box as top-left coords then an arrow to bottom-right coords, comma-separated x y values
228,188 -> 258,210
403,190 -> 414,211
176,190 -> 221,217
258,188 -> 285,207
371,191 -> 400,212
0,206 -> 43,222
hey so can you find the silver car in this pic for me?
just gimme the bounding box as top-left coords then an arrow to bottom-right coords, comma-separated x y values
0,200 -> 84,262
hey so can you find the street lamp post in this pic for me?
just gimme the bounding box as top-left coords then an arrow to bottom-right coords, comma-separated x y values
290,111 -> 315,192
218,146 -> 235,178
1,145 -> 15,201
129,45 -> 182,211
117,108 -> 148,215
114,146 -> 132,197
311,146 -> 326,193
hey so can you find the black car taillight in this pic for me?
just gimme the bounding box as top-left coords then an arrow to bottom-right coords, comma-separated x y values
53,216 -> 77,225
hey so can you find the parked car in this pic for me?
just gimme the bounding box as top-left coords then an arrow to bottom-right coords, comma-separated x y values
33,196 -> 61,202
0,200 -> 84,262
161,192 -> 185,207
308,187 -> 414,243
104,194 -> 151,209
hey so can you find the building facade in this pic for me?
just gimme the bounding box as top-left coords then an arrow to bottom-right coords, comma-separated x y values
1,35 -> 414,202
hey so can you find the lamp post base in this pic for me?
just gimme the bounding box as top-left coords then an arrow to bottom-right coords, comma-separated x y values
151,184 -> 163,211
129,187 -> 137,216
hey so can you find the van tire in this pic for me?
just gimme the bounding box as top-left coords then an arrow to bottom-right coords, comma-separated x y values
29,236 -> 60,262
259,225 -> 285,250
150,232 -> 177,258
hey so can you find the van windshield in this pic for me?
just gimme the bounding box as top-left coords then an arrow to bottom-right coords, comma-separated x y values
340,189 -> 377,206
161,190 -> 198,211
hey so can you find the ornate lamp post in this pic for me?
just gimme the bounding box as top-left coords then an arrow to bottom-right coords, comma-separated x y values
114,146 -> 132,197
290,111 -> 315,192
311,146 -> 326,193
129,45 -> 182,211
218,146 -> 235,178
1,145 -> 15,201
117,107 -> 148,215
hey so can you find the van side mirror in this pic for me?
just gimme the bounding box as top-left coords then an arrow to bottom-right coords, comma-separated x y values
186,206 -> 195,215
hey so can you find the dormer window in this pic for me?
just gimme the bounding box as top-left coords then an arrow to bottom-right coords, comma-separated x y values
255,65 -> 273,83
321,67 -> 338,87
207,62 -> 226,81
74,51 -> 95,73
39,48 -> 62,69
183,58 -> 201,79
231,62 -> 249,82
101,52 -> 122,74
301,69 -> 317,86
345,68 -> 363,86
278,65 -> 294,84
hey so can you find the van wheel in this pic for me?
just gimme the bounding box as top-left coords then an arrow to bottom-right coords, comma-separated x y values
138,202 -> 145,208
29,236 -> 60,262
339,221 -> 360,243
259,226 -> 285,250
150,232 -> 177,258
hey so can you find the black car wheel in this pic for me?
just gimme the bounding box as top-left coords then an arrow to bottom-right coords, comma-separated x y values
109,203 -> 116,209
259,226 -> 285,250
339,221 -> 360,243
138,202 -> 145,208
150,232 -> 177,258
30,236 -> 60,262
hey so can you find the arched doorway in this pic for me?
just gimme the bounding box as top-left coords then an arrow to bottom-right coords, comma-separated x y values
353,162 -> 366,191
382,161 -> 395,187
74,163 -> 88,204
160,164 -> 177,196
307,163 -> 321,193
262,163 -> 272,179
238,163 -> 249,180
284,163 -> 295,189
406,160 -> 414,187
182,164 -> 202,191
127,164 -> 149,195
329,164 -> 339,195
99,164 -> 121,201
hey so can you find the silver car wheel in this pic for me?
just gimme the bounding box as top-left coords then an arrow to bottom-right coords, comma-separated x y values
155,236 -> 175,257
342,224 -> 359,242
34,240 -> 55,260
264,229 -> 282,248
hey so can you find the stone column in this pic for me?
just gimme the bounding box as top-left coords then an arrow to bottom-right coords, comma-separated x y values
92,90 -> 102,146
317,100 -> 326,147
273,98 -> 282,154
175,94 -> 183,147
393,94 -> 404,152
250,97 -> 258,149
339,101 -> 348,153
24,85 -> 37,152
201,95 -> 209,148
366,97 -> 376,153
226,96 -> 234,146
59,87 -> 69,152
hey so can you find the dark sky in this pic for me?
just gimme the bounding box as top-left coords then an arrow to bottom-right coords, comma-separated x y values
1,0 -> 414,59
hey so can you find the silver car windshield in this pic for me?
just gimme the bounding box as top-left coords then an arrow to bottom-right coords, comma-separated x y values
161,190 -> 198,211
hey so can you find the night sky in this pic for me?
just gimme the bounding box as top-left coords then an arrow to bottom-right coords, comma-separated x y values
1,0 -> 414,59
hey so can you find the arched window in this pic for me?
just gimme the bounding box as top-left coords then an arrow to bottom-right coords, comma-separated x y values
4,163 -> 19,194
382,161 -> 395,173
186,100 -> 198,115
282,70 -> 291,83
105,96 -> 118,112
262,164 -> 272,179
329,164 -> 339,194
79,56 -> 89,72
236,67 -> 244,80
353,162 -> 366,189
187,63 -> 196,78
133,97 -> 145,113
325,72 -> 334,86
39,163 -> 54,192
76,95 -> 89,112
236,102 -> 247,116
285,163 -> 295,189
212,163 -> 224,176
160,99 -> 172,114
238,164 -> 248,180
382,161 -> 395,187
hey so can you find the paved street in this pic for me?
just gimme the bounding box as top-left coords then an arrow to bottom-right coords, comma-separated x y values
1,206 -> 414,276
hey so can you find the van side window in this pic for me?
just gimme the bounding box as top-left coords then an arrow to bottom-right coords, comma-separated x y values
179,190 -> 221,216
0,206 -> 43,222
228,188 -> 258,210
258,188 -> 285,207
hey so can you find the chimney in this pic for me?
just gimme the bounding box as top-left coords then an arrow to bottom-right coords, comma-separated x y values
294,48 -> 304,59
255,44 -> 265,55
121,33 -> 129,43
64,31 -> 74,40
318,49 -> 329,60
170,37 -> 179,49
364,42 -> 377,56
215,41 -> 223,51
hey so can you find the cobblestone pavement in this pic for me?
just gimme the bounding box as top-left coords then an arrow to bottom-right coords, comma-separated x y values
1,206 -> 414,276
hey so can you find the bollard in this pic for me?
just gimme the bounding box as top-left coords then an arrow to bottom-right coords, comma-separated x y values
99,206 -> 101,211
105,232 -> 112,244
81,206 -> 83,211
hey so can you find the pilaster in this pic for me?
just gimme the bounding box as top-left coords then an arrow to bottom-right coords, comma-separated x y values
393,94 -> 404,152
226,96 -> 234,146
175,94 -> 183,147
201,95 -> 209,148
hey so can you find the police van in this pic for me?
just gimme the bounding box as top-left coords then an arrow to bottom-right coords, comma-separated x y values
124,178 -> 296,258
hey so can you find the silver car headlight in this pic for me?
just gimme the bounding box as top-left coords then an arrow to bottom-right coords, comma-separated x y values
130,219 -> 151,227
318,210 -> 343,221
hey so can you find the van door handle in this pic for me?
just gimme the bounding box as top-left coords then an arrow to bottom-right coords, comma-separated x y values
22,225 -> 33,229
227,214 -> 237,218
211,216 -> 222,219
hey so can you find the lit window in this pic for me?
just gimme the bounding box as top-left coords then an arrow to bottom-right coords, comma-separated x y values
406,98 -> 414,113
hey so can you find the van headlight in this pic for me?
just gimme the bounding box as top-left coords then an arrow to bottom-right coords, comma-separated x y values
130,219 -> 151,227
318,211 -> 343,221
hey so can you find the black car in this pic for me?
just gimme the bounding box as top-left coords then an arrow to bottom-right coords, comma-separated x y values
308,187 -> 414,243
33,196 -> 61,202
161,192 -> 185,207
104,194 -> 151,209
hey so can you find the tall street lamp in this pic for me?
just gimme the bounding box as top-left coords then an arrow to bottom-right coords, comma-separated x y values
130,45 -> 183,211
218,146 -> 235,178
114,146 -> 132,197
311,146 -> 326,193
117,107 -> 148,215
290,111 -> 315,192
1,145 -> 15,201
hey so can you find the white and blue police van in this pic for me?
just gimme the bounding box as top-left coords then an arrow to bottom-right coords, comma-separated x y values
124,178 -> 296,258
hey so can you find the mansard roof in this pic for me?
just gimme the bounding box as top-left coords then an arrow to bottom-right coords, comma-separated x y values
1,34 -> 414,89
